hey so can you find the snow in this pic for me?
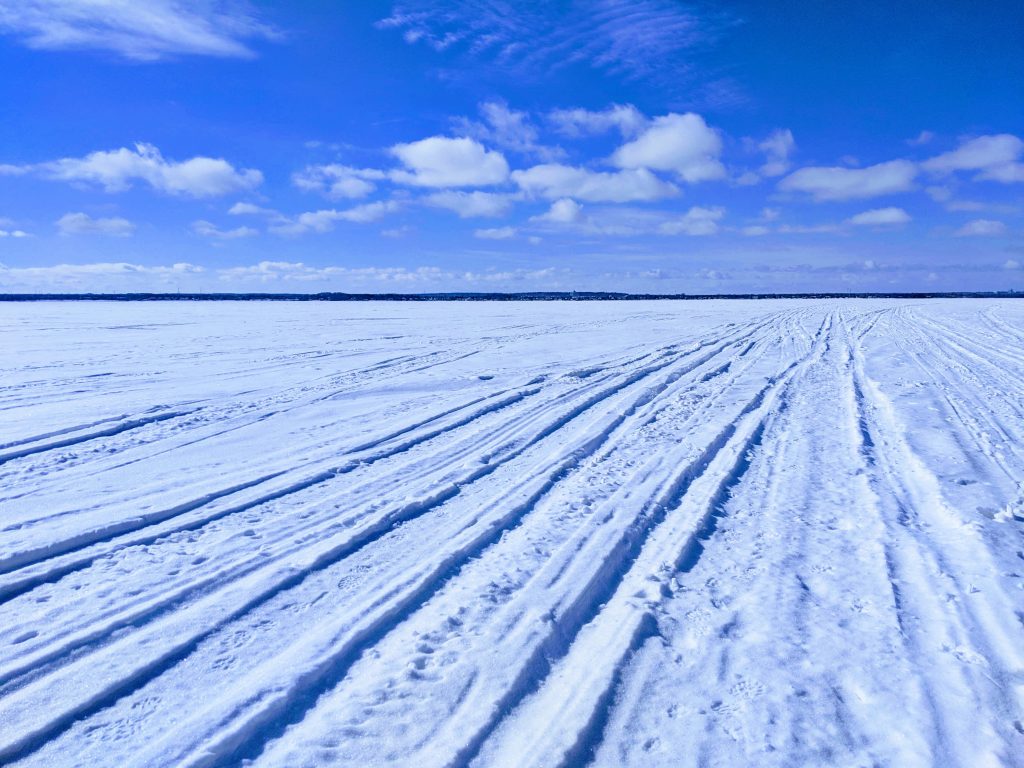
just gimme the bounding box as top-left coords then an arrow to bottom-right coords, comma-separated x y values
0,299 -> 1022,767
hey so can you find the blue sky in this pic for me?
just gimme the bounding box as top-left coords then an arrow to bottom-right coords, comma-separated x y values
0,0 -> 1022,293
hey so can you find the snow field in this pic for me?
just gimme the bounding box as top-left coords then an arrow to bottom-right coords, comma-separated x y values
0,300 -> 1022,767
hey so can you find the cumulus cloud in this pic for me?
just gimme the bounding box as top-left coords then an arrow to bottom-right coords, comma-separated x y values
474,226 -> 517,240
847,207 -> 911,226
658,206 -> 724,236
778,160 -> 917,201
269,201 -> 400,236
511,164 -> 677,202
758,129 -> 796,177
423,190 -> 513,218
0,0 -> 278,61
56,211 -> 134,236
17,143 -> 263,197
191,220 -> 258,239
611,113 -> 725,183
954,219 -> 1006,237
532,198 -> 585,225
453,101 -> 562,160
923,134 -> 1024,182
292,164 -> 387,199
389,137 -> 509,187
547,104 -> 647,138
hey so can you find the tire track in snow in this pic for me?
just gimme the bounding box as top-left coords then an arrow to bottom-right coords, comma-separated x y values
0,318 -> 777,765
849,319 -> 1024,766
454,315 -> 832,768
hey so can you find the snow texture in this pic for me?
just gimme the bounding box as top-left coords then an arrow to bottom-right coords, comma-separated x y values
0,299 -> 1022,767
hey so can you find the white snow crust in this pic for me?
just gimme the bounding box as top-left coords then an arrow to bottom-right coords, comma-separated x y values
0,299 -> 1022,767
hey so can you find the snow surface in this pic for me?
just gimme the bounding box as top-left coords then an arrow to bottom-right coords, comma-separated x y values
0,299 -> 1022,767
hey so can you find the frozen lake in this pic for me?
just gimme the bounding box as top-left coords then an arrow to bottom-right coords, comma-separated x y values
1,299 -> 1022,767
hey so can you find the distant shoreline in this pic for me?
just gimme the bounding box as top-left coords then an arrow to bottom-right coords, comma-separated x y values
0,291 -> 1021,302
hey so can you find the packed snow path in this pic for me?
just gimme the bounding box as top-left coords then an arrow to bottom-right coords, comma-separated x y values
1,300 -> 1022,768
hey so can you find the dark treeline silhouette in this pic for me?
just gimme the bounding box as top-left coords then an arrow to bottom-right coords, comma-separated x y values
0,291 -> 1021,302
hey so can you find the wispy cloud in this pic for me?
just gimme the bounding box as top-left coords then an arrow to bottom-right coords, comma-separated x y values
56,211 -> 135,236
547,104 -> 647,138
0,0 -> 279,61
191,220 -> 258,240
423,190 -> 514,218
474,226 -> 517,240
0,261 -> 203,290
846,207 -> 911,226
269,201 -> 401,236
452,101 -> 564,161
778,160 -> 917,201
954,219 -> 1007,237
378,0 -> 727,82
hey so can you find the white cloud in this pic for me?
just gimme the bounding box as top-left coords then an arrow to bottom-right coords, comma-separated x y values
26,143 -> 262,197
228,201 -> 277,216
292,164 -> 386,199
758,129 -> 796,177
908,130 -> 935,146
979,163 -> 1024,183
954,219 -> 1006,237
0,261 -> 203,290
0,164 -> 28,176
0,0 -> 277,61
56,211 -> 134,236
453,102 -> 562,160
659,206 -> 724,236
847,207 -> 911,226
511,164 -> 677,202
778,160 -> 917,201
776,223 -> 842,234
532,198 -> 585,224
0,229 -> 30,237
742,225 -> 770,236
217,261 -> 452,284
611,113 -> 725,183
923,134 -> 1024,182
547,104 -> 647,138
191,220 -> 258,240
423,190 -> 513,218
474,226 -> 517,240
378,1 -> 719,82
389,136 -> 509,187
1005,259 -> 1020,270
269,201 -> 400,236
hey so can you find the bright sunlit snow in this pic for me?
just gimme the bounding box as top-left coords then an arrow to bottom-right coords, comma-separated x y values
1,300 -> 1022,767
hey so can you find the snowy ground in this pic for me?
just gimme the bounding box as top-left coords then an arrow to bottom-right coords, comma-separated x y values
1,299 -> 1022,768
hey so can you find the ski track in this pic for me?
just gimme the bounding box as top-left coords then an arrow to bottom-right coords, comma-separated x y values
0,300 -> 1022,768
